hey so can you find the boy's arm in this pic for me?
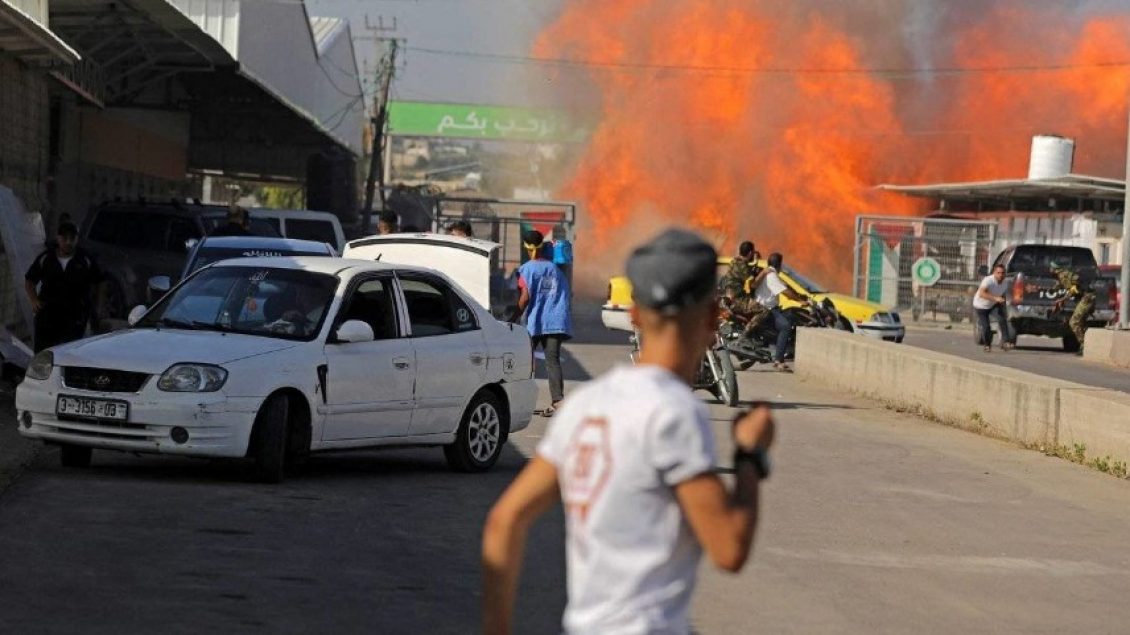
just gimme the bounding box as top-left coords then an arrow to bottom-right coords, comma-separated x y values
674,406 -> 773,572
482,456 -> 561,635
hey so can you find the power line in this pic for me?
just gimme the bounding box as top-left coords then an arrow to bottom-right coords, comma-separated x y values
406,45 -> 1130,77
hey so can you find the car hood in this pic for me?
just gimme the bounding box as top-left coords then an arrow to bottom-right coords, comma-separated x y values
52,329 -> 301,373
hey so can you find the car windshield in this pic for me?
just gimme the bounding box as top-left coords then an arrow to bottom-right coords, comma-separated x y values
189,247 -> 328,276
138,266 -> 338,341
782,266 -> 827,294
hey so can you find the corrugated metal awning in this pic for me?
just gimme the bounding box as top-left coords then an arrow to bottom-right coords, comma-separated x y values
877,174 -> 1126,203
0,1 -> 79,65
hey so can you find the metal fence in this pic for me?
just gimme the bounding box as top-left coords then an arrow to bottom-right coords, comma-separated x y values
853,216 -> 998,323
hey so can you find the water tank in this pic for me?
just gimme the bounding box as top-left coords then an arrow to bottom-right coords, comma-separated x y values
1028,135 -> 1075,179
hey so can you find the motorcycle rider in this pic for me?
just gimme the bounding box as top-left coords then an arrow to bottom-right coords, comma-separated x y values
754,252 -> 808,372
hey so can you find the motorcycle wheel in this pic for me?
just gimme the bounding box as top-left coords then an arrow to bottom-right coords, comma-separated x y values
707,348 -> 740,407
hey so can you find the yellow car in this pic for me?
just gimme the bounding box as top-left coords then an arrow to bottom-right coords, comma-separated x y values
601,257 -> 905,342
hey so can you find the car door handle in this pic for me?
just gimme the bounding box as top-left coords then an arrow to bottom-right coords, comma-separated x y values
469,352 -> 485,366
393,357 -> 412,370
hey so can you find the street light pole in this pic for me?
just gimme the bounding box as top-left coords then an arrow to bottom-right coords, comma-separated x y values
1122,104 -> 1130,328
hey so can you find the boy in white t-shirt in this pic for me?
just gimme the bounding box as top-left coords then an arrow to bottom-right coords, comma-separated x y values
482,229 -> 775,635
973,264 -> 1014,352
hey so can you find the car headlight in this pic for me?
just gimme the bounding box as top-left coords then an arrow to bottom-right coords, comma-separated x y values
25,351 -> 53,381
157,364 -> 227,392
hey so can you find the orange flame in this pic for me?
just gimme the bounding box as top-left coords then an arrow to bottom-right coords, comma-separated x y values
536,2 -> 1130,295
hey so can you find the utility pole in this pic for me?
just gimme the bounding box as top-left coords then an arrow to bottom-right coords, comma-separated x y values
359,16 -> 399,235
1122,104 -> 1130,328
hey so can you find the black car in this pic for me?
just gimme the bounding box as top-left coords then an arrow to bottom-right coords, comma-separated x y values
79,201 -> 279,321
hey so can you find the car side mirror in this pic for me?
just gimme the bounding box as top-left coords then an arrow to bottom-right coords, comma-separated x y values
148,275 -> 171,295
976,265 -> 989,277
127,305 -> 147,326
333,320 -> 374,344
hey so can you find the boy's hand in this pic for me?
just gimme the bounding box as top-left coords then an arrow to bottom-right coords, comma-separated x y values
732,403 -> 774,452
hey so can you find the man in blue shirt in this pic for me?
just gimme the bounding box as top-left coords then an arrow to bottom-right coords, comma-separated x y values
512,230 -> 572,415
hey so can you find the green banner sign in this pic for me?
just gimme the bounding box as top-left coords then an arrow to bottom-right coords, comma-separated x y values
387,101 -> 588,143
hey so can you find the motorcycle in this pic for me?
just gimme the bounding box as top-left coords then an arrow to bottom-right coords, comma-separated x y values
627,330 -> 739,407
720,296 -> 848,370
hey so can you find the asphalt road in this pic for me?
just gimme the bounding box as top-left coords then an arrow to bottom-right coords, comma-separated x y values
902,326 -> 1130,393
1,315 -> 1129,633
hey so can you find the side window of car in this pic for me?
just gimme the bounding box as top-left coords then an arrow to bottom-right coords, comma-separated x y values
167,217 -> 200,253
87,210 -> 123,244
449,291 -> 479,333
115,214 -> 170,250
400,277 -> 457,337
339,278 -> 399,341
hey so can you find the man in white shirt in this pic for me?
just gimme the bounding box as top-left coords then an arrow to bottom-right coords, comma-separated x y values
973,264 -> 1014,352
754,252 -> 808,372
482,229 -> 775,635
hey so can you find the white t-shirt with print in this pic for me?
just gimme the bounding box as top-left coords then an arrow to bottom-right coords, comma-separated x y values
537,364 -> 716,635
972,275 -> 1009,310
754,268 -> 788,310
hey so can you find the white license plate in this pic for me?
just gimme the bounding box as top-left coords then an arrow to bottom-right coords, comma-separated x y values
56,396 -> 129,421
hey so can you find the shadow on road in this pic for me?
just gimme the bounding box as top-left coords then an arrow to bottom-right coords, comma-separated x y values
0,444 -> 566,634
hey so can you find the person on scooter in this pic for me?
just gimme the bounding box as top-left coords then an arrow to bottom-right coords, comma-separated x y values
754,252 -> 808,372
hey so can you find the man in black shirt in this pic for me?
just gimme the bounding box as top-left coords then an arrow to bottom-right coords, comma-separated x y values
25,222 -> 104,351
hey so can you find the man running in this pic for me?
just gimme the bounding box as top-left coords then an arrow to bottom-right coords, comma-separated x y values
483,229 -> 775,635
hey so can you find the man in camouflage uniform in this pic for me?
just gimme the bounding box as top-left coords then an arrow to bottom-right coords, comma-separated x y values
1050,261 -> 1096,354
722,241 -> 768,334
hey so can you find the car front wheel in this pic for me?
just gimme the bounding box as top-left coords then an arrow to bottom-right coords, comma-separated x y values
251,394 -> 289,483
444,390 -> 507,472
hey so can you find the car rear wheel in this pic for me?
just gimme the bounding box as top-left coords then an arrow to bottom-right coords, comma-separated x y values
444,390 -> 507,472
59,444 -> 92,468
251,394 -> 289,483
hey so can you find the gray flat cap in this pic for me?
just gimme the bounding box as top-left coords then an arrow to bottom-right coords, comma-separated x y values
627,229 -> 718,314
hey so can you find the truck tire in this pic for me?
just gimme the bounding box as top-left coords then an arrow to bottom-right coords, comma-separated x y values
1062,333 -> 1081,353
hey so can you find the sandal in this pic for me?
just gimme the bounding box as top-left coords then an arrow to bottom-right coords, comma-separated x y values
535,402 -> 562,417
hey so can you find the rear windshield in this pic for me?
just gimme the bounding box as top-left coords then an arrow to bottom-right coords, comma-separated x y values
189,246 -> 328,275
1005,246 -> 1096,274
285,218 -> 338,247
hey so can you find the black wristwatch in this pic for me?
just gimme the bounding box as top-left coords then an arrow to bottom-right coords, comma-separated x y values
733,447 -> 771,480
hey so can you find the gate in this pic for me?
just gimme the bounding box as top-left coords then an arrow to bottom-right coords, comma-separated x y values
853,216 -> 998,323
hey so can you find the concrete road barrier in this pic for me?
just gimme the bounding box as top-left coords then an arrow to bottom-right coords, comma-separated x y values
796,328 -> 1130,466
1083,329 -> 1130,369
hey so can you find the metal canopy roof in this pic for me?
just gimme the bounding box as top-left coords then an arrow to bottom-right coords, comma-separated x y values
48,0 -> 233,106
877,174 -> 1126,203
0,1 -> 78,65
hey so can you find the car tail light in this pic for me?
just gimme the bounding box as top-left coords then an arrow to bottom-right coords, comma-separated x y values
1011,273 -> 1024,304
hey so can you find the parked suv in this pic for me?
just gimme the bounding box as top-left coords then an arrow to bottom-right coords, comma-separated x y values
80,202 -> 278,320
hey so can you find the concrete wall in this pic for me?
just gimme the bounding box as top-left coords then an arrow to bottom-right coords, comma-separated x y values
0,54 -> 49,215
1083,329 -> 1130,369
797,328 -> 1130,465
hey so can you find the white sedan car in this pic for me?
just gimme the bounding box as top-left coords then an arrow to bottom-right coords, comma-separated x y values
16,257 -> 536,481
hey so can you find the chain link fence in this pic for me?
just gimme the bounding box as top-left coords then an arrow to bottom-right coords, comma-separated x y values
853,216 -> 998,324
